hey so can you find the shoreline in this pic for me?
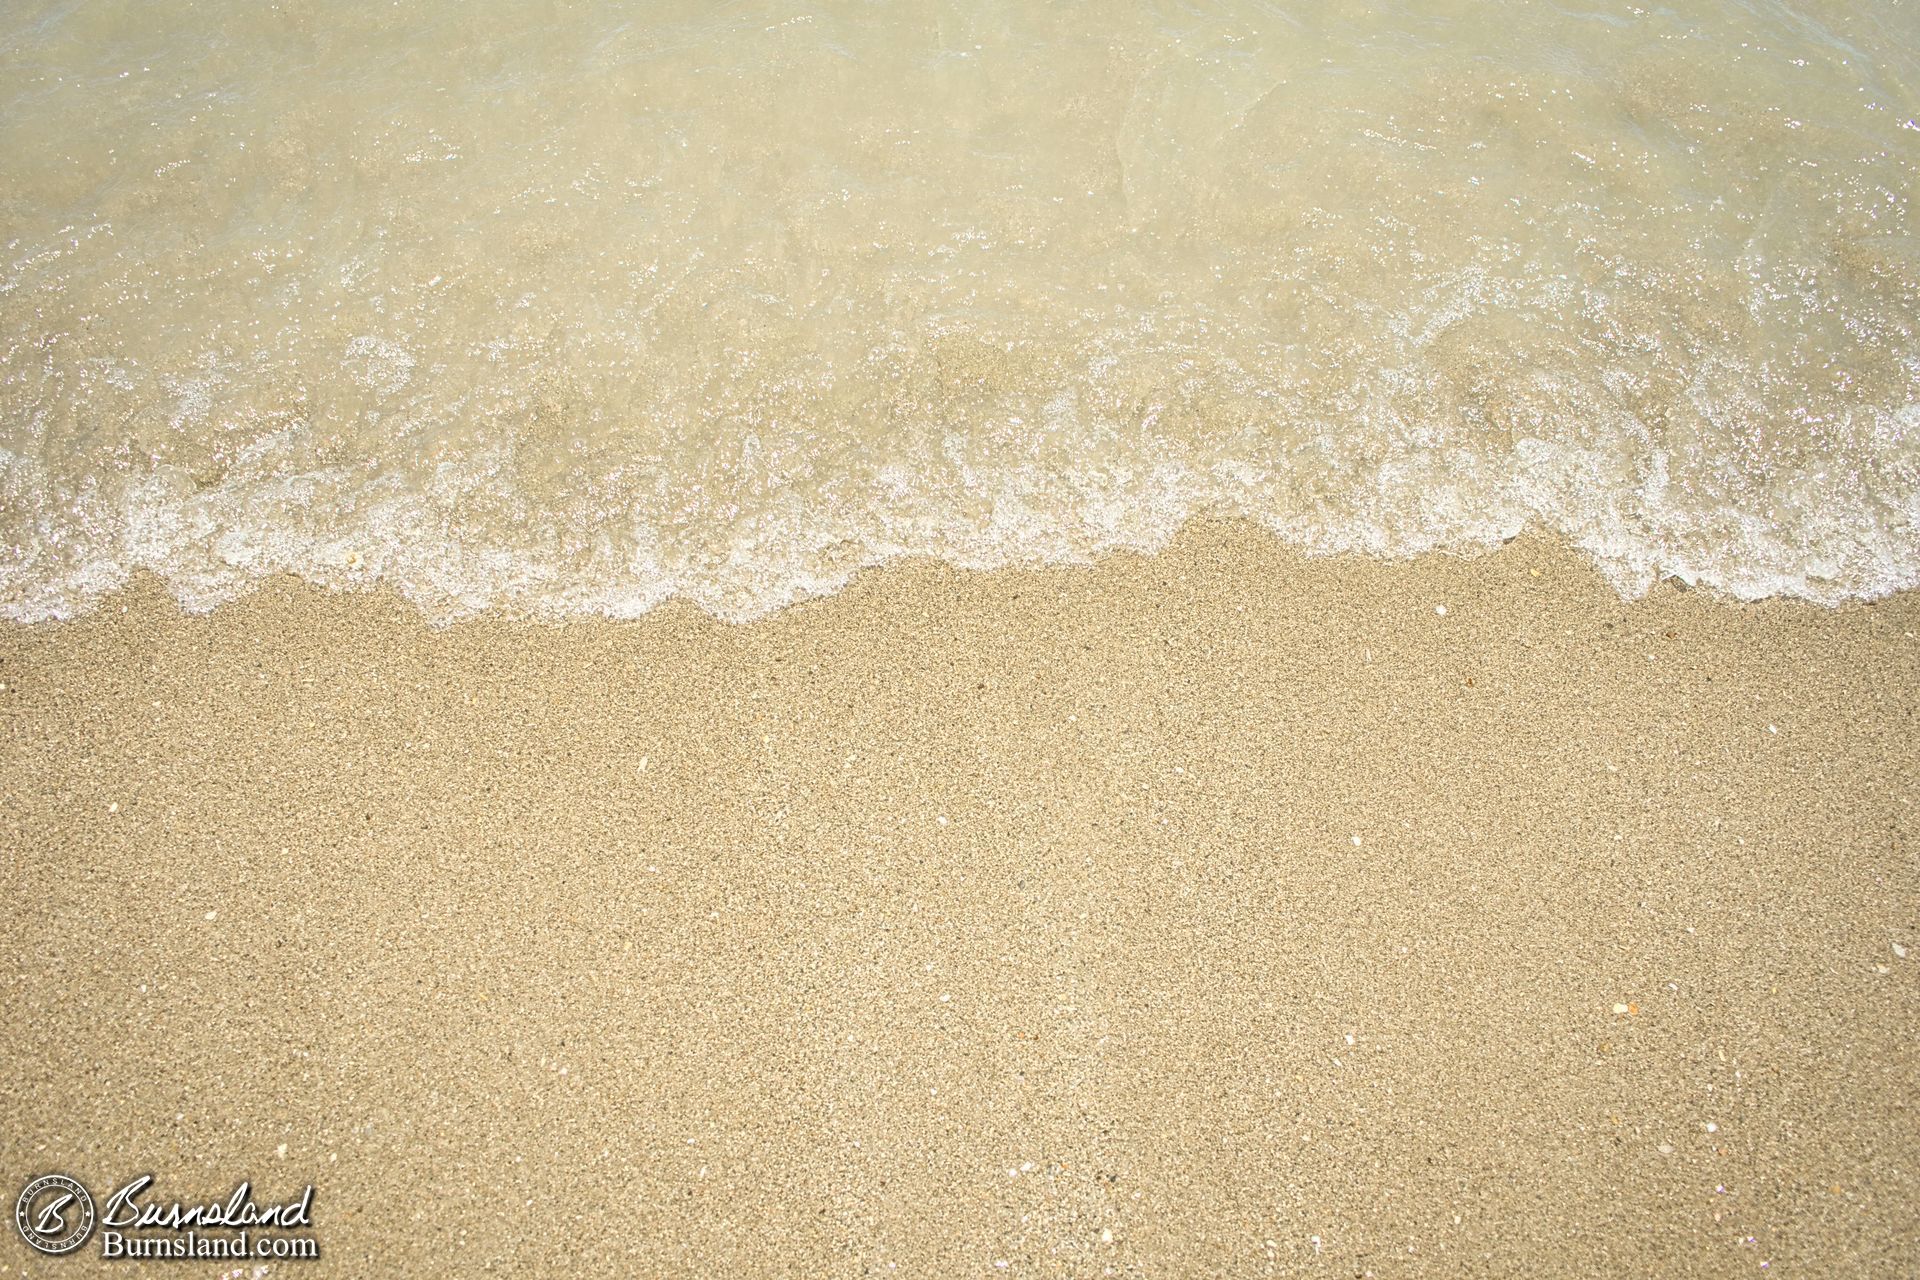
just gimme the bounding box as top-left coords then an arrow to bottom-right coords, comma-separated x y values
8,518 -> 1917,630
3,521 -> 1916,1276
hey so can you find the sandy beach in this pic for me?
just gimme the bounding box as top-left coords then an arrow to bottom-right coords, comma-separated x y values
2,521 -> 1916,1276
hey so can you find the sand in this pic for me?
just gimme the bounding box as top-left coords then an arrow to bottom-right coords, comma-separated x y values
2,521 -> 1916,1276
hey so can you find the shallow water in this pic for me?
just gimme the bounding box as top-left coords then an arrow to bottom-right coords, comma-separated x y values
2,0 -> 1916,622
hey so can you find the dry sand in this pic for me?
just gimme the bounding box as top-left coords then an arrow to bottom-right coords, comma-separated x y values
2,521 -> 1916,1276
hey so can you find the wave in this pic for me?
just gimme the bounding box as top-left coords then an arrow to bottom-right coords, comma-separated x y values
4,0 -> 1917,622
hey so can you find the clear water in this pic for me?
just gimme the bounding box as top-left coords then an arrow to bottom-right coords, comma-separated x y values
2,0 -> 1917,622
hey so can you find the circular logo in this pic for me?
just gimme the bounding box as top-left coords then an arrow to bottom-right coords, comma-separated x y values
15,1175 -> 95,1255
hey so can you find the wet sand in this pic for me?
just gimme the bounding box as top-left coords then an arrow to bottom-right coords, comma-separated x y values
2,522 -> 1916,1276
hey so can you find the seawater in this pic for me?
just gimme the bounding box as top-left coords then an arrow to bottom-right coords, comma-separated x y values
2,0 -> 1916,623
